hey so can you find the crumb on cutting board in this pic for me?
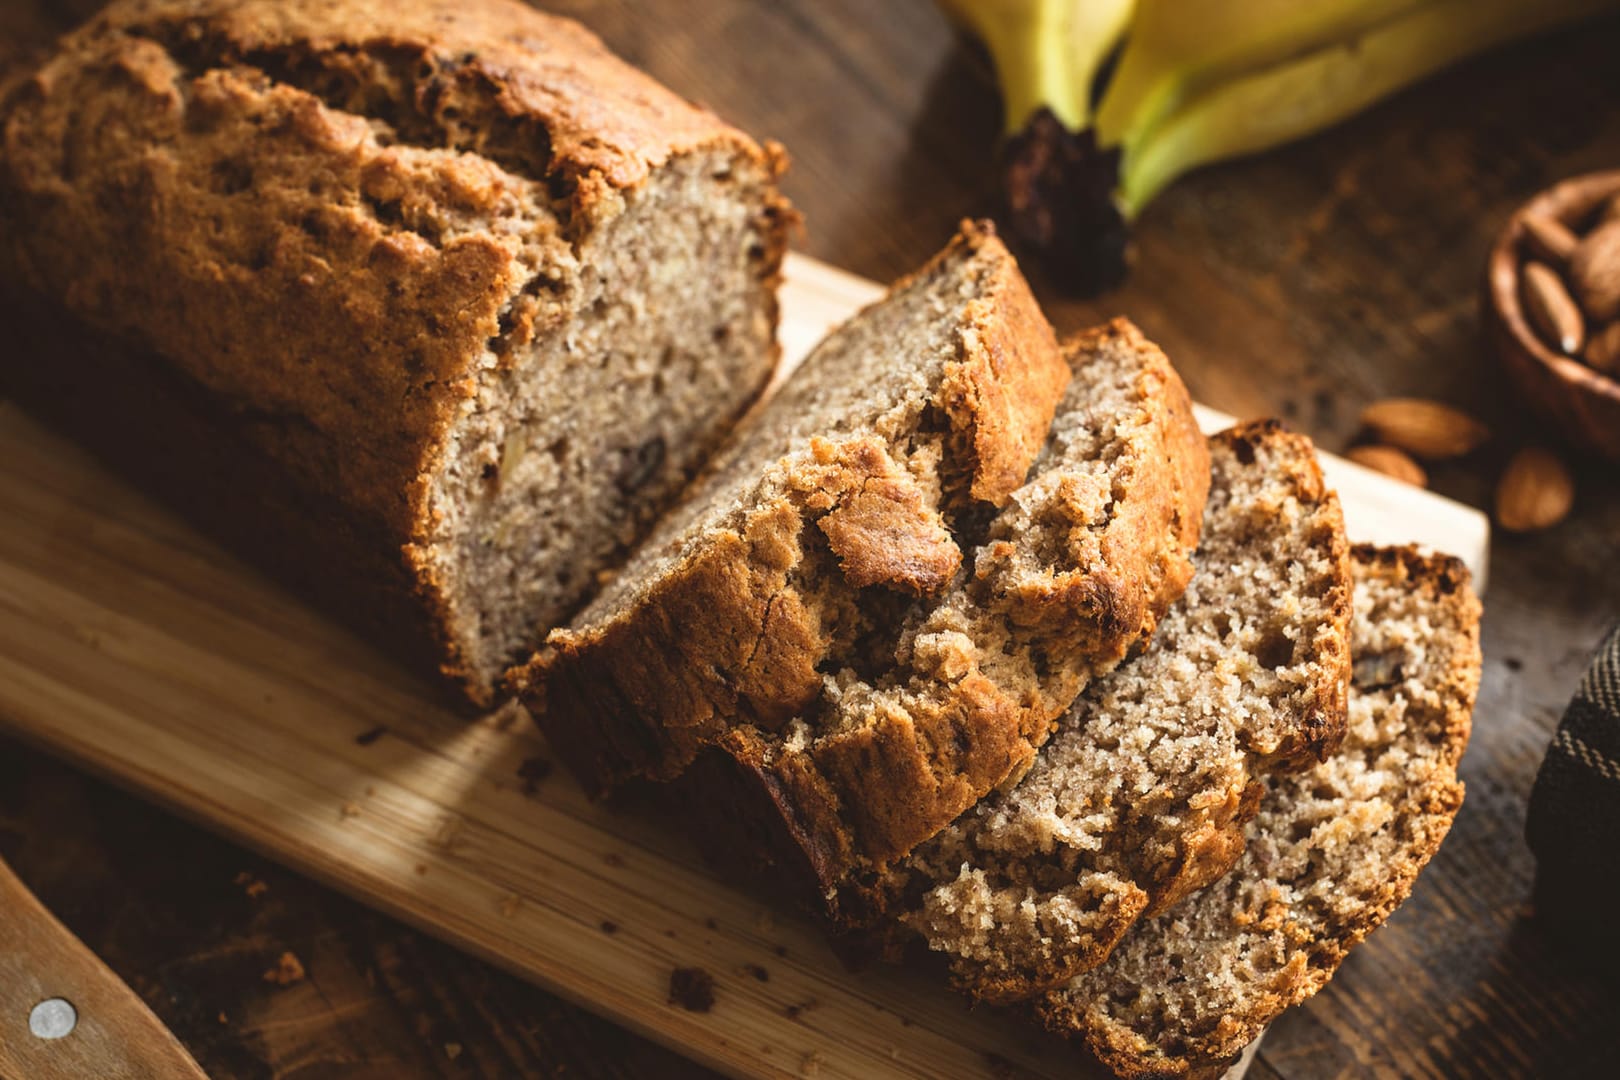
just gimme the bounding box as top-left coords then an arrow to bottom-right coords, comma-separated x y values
233,871 -> 269,899
668,967 -> 716,1013
263,951 -> 305,986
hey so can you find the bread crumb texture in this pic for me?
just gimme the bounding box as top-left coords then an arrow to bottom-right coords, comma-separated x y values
898,422 -> 1352,1003
1038,545 -> 1480,1079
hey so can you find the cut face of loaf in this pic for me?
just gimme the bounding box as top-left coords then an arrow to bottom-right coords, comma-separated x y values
519,291 -> 1209,912
0,0 -> 790,702
1039,546 -> 1481,1080
897,422 -> 1352,1004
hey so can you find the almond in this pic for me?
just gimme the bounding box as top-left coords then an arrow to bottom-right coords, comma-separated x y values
1520,212 -> 1578,266
1571,219 -> 1620,323
1496,446 -> 1574,533
1587,320 -> 1620,376
1359,398 -> 1490,460
1345,444 -> 1427,487
1521,261 -> 1584,355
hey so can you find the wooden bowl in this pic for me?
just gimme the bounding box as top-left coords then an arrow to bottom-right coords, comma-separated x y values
1486,170 -> 1620,464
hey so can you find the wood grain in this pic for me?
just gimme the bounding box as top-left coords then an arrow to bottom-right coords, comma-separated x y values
0,858 -> 208,1080
2,2 -> 1619,1078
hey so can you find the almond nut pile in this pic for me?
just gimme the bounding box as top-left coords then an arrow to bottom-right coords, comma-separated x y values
1519,192 -> 1620,376
1347,397 -> 1574,534
1349,397 -> 1489,498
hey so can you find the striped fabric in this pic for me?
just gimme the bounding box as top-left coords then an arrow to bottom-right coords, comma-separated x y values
1527,621 -> 1620,963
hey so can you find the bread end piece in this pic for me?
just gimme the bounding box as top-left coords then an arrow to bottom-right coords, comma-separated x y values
1037,544 -> 1480,1078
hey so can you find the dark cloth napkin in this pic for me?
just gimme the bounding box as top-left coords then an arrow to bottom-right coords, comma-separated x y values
1526,621 -> 1620,961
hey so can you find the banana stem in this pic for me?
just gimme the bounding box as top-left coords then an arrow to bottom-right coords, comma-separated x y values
938,0 -> 1134,132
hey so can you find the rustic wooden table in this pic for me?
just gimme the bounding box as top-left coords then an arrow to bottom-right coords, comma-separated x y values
3,2 -> 1619,1077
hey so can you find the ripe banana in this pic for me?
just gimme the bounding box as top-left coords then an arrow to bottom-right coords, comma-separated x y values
1093,0 -> 1430,157
1117,0 -> 1620,214
936,0 -> 1134,131
940,0 -> 1619,292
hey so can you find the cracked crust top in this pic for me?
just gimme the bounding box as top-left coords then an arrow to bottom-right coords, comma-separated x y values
1,0 -> 781,546
34,0 -> 761,195
0,0 -> 791,699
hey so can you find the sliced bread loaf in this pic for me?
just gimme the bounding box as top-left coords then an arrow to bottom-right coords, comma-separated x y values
517,292 -> 1209,905
1037,545 -> 1481,1079
517,222 -> 1073,783
0,0 -> 791,702
893,422 -> 1352,1003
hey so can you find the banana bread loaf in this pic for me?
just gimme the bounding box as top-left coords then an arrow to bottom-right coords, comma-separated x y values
895,421 -> 1352,1004
518,291 -> 1209,913
1038,545 -> 1481,1079
0,0 -> 791,703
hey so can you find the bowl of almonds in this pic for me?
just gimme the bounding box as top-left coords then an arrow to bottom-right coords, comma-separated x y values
1486,170 -> 1620,463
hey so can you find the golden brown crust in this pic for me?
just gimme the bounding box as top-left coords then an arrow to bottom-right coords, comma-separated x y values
942,222 -> 1074,506
764,659 -> 1033,882
0,0 -> 791,701
801,437 -> 962,594
58,0 -> 765,195
819,333 -> 1212,888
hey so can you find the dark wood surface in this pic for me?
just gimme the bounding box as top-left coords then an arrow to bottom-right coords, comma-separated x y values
3,1 -> 1619,1077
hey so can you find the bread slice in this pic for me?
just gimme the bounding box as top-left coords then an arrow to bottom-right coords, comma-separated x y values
0,0 -> 791,702
892,422 -> 1352,1004
1037,545 -> 1481,1079
516,279 -> 1209,905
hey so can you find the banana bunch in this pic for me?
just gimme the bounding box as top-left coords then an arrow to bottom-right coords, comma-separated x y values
943,0 -> 1619,290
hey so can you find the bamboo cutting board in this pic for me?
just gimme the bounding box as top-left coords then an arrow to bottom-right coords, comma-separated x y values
0,254 -> 1489,1080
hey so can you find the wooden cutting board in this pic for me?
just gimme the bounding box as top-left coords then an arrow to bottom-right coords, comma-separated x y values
0,254 -> 1489,1080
